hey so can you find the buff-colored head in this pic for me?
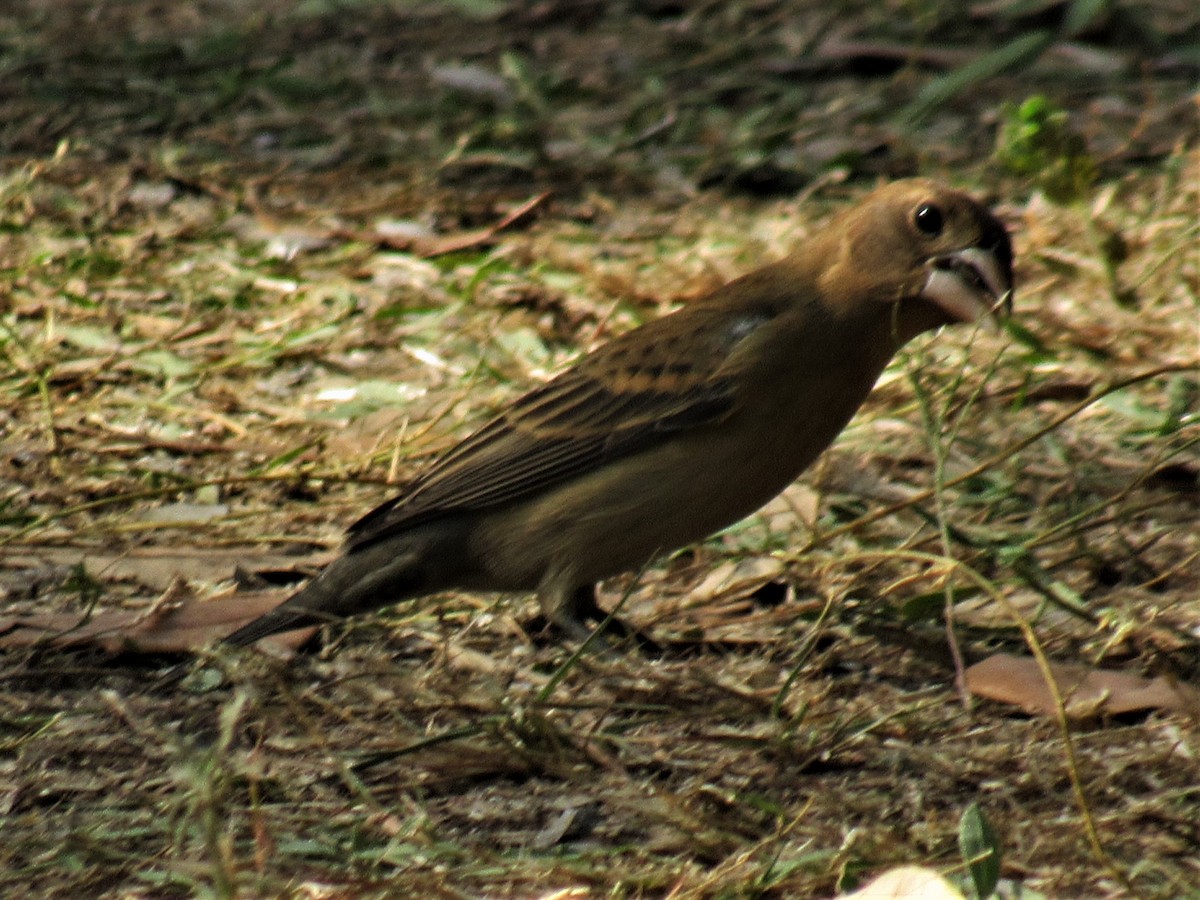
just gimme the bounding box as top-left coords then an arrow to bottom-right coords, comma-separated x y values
815,179 -> 1014,337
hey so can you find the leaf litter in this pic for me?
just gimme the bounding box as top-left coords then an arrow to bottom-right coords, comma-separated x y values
1,1 -> 1198,897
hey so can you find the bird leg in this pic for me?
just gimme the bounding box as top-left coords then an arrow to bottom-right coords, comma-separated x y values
559,584 -> 660,655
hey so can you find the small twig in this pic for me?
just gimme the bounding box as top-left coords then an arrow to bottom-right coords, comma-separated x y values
907,358 -> 971,708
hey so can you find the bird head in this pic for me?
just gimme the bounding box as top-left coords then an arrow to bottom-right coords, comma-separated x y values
816,179 -> 1014,342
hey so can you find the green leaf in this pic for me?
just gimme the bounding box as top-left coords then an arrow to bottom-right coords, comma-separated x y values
1063,0 -> 1112,37
995,94 -> 1097,202
902,32 -> 1055,124
959,802 -> 1002,898
434,0 -> 505,19
835,857 -> 868,894
257,442 -> 316,473
1002,319 -> 1051,357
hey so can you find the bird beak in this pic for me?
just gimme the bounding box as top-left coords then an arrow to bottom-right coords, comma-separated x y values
920,247 -> 1013,330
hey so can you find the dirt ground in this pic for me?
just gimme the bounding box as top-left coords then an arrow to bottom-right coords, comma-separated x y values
1,1 -> 1198,897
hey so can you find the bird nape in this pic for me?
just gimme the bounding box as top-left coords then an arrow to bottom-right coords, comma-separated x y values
219,178 -> 1013,656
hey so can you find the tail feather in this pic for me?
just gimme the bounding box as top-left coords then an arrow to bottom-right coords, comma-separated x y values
220,598 -> 332,648
223,542 -> 428,648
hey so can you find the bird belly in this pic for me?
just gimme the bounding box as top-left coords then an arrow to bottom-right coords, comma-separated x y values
467,400 -> 857,589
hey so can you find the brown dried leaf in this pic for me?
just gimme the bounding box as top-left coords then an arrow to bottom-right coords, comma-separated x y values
0,584 -> 313,655
965,652 -> 1200,719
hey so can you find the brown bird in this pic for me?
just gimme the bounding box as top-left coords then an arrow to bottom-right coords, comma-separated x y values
222,178 -> 1013,650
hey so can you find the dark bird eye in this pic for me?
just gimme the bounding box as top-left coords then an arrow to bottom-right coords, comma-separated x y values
914,203 -> 944,236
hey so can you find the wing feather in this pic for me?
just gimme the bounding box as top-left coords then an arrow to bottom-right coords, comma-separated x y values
346,295 -> 782,549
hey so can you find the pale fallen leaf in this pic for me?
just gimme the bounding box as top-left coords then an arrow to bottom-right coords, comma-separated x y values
659,556 -> 795,641
323,406 -> 413,459
529,801 -> 602,850
428,62 -> 513,104
952,589 -> 1079,631
127,180 -> 178,209
684,556 -> 787,605
965,653 -> 1200,719
138,502 -> 229,524
0,546 -> 332,591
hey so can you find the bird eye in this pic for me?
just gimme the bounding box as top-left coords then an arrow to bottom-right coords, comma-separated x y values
914,203 -> 944,236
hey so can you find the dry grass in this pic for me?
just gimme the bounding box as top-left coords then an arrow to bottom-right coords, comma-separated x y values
1,1 -> 1198,897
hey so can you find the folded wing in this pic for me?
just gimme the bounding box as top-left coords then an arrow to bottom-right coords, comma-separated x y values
346,301 -> 780,549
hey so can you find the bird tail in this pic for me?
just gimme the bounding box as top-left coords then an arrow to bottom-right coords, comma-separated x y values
221,540 -> 429,648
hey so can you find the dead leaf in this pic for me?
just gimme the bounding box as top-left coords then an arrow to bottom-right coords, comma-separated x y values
529,801 -> 603,850
0,584 -> 314,655
428,63 -> 513,104
138,502 -> 229,524
0,546 -> 332,592
683,556 -> 787,606
965,653 -> 1200,719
